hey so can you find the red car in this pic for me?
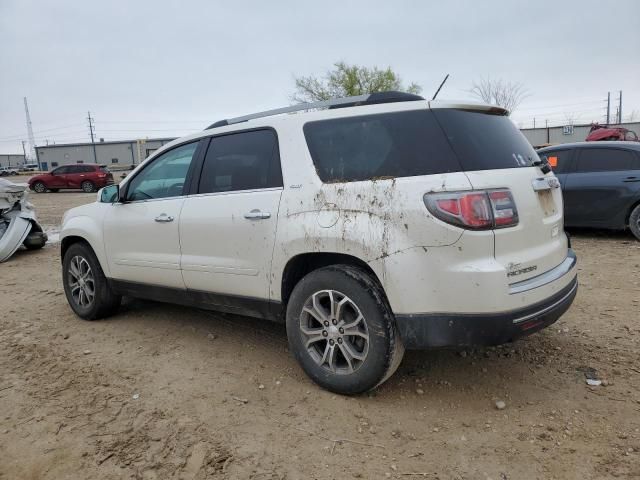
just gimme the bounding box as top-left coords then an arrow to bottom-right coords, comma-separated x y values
586,123 -> 639,142
29,164 -> 114,193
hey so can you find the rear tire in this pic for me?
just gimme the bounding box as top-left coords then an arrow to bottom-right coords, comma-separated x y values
33,181 -> 46,193
62,242 -> 121,320
81,181 -> 95,193
286,264 -> 404,395
629,204 -> 640,241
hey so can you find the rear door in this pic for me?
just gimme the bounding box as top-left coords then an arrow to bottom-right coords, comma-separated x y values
180,129 -> 283,307
66,165 -> 92,188
432,108 -> 567,282
539,148 -> 575,188
563,147 -> 640,228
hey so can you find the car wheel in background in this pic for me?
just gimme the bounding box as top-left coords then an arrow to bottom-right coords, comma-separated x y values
629,204 -> 640,241
286,264 -> 404,394
62,242 -> 121,320
32,181 -> 46,193
81,181 -> 95,193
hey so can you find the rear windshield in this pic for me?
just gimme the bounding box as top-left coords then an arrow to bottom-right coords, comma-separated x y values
304,109 -> 539,183
432,109 -> 539,171
304,110 -> 461,182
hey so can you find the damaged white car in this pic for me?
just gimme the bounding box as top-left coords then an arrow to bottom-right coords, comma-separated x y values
0,178 -> 47,262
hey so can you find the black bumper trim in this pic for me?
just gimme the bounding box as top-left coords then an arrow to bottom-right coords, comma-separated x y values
395,276 -> 578,349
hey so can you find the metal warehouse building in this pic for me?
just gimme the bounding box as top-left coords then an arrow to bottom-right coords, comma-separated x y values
521,121 -> 640,148
0,153 -> 26,168
35,138 -> 175,171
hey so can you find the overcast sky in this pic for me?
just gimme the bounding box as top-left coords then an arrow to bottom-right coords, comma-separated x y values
1,0 -> 639,154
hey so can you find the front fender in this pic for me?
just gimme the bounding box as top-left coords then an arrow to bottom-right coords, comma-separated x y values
60,215 -> 110,276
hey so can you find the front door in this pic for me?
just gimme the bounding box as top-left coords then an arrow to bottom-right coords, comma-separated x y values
48,166 -> 70,189
180,129 -> 283,305
104,141 -> 202,289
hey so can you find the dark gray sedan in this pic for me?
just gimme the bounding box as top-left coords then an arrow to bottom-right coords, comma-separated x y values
538,141 -> 640,240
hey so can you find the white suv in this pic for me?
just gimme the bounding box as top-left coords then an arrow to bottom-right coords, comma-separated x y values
60,92 -> 578,394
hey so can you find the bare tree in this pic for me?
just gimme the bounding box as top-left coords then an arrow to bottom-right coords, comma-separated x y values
563,112 -> 577,126
626,109 -> 639,122
469,77 -> 529,114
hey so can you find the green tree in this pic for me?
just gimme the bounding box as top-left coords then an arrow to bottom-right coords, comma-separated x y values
293,62 -> 422,103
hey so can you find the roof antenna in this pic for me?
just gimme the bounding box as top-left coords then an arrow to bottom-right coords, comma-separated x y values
431,74 -> 450,100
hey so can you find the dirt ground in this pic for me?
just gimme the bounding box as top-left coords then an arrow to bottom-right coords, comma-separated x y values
1,191 -> 639,480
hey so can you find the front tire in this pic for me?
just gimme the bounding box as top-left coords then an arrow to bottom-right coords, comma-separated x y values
32,181 -> 46,193
629,204 -> 640,241
62,242 -> 121,320
286,265 -> 404,394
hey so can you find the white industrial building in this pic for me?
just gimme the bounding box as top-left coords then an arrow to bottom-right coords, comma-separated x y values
521,121 -> 640,148
35,138 -> 175,171
0,154 -> 26,168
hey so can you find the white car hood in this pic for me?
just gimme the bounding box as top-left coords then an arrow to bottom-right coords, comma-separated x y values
0,177 -> 44,262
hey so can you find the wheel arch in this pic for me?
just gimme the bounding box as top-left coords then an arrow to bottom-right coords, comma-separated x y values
280,252 -> 385,307
60,218 -> 110,277
626,198 -> 640,226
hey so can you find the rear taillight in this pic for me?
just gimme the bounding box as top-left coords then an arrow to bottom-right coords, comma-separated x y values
424,189 -> 518,230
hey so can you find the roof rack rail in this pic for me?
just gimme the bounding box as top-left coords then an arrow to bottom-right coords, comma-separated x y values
205,91 -> 425,130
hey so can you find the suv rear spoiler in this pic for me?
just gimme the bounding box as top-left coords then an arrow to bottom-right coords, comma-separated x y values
429,100 -> 509,116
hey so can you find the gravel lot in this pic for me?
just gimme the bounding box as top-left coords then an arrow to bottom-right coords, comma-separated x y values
1,191 -> 639,479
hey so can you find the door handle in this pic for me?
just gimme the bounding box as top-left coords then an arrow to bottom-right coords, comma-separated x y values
623,176 -> 640,183
244,209 -> 271,220
154,214 -> 174,223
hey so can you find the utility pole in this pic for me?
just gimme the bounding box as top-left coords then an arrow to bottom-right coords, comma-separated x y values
87,111 -> 98,163
606,92 -> 611,124
23,97 -> 37,165
618,91 -> 622,124
20,141 -> 27,166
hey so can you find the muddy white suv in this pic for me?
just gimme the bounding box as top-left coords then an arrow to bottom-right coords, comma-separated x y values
60,92 -> 578,394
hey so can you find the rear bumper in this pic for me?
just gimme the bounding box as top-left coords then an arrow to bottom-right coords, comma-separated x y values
395,276 -> 578,349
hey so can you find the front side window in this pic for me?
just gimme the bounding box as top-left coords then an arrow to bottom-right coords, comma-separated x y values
198,129 -> 282,194
575,148 -> 634,173
126,142 -> 198,201
53,166 -> 70,175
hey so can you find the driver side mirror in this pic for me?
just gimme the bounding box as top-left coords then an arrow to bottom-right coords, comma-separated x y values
99,184 -> 120,203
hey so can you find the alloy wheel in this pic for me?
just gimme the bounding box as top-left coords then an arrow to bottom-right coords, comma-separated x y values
299,289 -> 369,374
68,255 -> 95,308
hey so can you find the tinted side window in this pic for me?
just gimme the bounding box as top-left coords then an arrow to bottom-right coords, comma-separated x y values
304,110 -> 460,182
198,129 -> 282,193
539,149 -> 573,174
126,142 -> 198,201
53,166 -> 70,174
575,148 -> 634,172
78,165 -> 94,173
